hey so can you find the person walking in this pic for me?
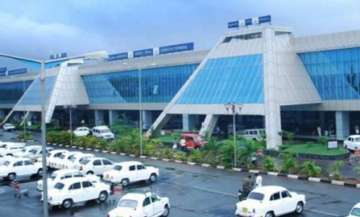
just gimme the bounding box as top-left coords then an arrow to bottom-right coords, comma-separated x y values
255,173 -> 263,188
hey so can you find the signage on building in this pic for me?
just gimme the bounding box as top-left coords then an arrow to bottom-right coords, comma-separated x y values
133,48 -> 154,58
50,52 -> 68,60
0,67 -> 6,76
108,52 -> 128,61
159,42 -> 194,55
8,68 -> 27,75
328,140 -> 338,149
228,15 -> 271,29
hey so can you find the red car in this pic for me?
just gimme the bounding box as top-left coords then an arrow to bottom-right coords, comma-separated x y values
180,132 -> 207,150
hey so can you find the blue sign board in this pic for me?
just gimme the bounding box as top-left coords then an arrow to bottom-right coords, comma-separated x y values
159,42 -> 194,55
0,67 -> 6,76
133,48 -> 153,58
259,15 -> 271,24
245,18 -> 253,26
227,21 -> 239,29
108,52 -> 128,61
228,15 -> 271,29
8,68 -> 27,75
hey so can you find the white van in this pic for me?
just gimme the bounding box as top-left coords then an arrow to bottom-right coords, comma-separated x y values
0,142 -> 26,157
91,126 -> 115,140
241,129 -> 265,141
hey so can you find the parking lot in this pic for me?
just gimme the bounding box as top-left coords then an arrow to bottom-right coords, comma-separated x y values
0,130 -> 359,217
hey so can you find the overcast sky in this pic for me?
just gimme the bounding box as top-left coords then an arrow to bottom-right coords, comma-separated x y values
0,0 -> 359,59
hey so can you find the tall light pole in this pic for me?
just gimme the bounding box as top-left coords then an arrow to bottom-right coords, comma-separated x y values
225,103 -> 242,168
138,68 -> 143,156
40,60 -> 49,217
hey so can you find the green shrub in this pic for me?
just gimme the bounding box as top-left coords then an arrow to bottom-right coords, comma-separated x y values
282,130 -> 295,144
159,148 -> 173,159
188,150 -> 203,163
18,131 -> 33,141
74,136 -> 107,149
300,161 -> 322,177
318,136 -> 328,146
47,131 -> 72,145
143,138 -> 161,156
174,151 -> 187,161
110,128 -> 140,155
263,156 -> 275,171
328,160 -> 344,180
219,139 -> 236,168
281,153 -> 298,173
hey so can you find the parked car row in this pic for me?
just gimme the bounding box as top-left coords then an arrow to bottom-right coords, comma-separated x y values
0,140 -> 168,216
42,148 -> 163,215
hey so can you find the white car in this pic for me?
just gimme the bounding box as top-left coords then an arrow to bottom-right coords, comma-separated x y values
60,152 -> 94,170
47,149 -> 69,168
37,169 -> 99,191
347,203 -> 360,217
73,127 -> 90,137
0,157 -> 43,180
235,186 -> 306,217
47,177 -> 111,209
52,151 -> 77,170
344,135 -> 360,151
108,192 -> 170,217
79,157 -> 114,176
0,142 -> 26,157
241,128 -> 266,141
103,161 -> 159,187
14,145 -> 42,158
92,125 -> 115,140
2,123 -> 16,131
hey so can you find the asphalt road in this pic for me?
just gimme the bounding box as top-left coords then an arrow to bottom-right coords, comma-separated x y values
0,130 -> 358,217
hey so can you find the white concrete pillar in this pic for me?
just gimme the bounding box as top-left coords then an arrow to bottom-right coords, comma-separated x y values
0,110 -> 5,119
108,110 -> 119,126
336,111 -> 350,140
95,110 -> 104,126
182,114 -> 196,131
199,114 -> 219,137
263,27 -> 282,150
142,111 -> 152,130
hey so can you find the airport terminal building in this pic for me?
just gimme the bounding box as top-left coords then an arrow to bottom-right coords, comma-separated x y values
1,16 -> 360,149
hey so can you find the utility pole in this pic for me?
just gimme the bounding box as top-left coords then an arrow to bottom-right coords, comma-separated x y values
138,67 -> 143,156
225,103 -> 242,168
40,60 -> 49,217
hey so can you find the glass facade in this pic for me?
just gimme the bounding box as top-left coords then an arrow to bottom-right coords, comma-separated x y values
298,47 -> 360,100
17,76 -> 57,105
176,54 -> 264,104
82,64 -> 198,104
0,80 -> 32,105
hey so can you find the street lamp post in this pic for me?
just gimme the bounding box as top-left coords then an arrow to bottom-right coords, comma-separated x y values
225,103 -> 242,168
40,60 -> 49,217
138,68 -> 143,156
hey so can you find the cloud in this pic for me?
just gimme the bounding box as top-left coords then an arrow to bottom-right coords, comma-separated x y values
0,12 -> 108,58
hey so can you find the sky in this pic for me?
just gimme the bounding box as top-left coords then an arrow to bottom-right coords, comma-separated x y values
0,0 -> 360,59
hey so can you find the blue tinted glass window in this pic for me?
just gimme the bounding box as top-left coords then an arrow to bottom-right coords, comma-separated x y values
0,80 -> 32,105
298,47 -> 360,100
82,64 -> 198,104
17,76 -> 56,105
176,54 -> 264,104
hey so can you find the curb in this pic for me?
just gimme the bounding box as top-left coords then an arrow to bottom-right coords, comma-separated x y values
51,144 -> 360,189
